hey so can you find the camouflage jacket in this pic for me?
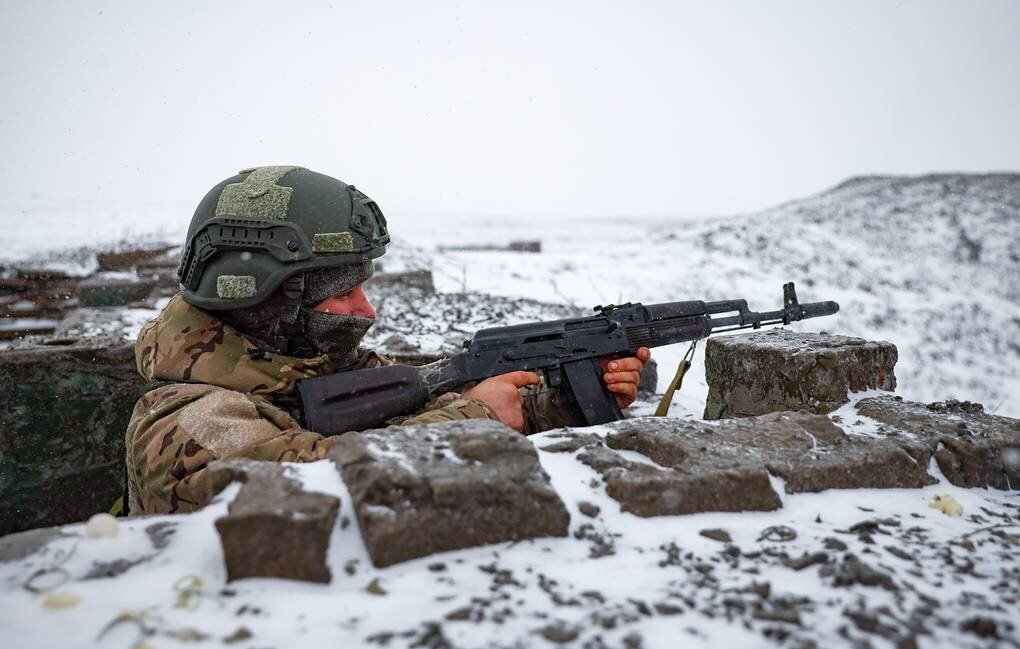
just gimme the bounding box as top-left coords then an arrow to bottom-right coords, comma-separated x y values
126,295 -> 582,515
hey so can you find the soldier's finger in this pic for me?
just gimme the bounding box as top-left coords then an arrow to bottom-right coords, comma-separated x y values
502,371 -> 542,388
606,382 -> 637,400
603,371 -> 640,385
637,347 -> 652,363
608,356 -> 644,373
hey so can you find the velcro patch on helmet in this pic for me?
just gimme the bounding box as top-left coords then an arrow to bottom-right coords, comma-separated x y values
312,232 -> 355,253
216,275 -> 257,299
215,166 -> 304,220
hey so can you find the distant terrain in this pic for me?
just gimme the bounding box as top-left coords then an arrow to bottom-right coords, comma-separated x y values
2,173 -> 1018,416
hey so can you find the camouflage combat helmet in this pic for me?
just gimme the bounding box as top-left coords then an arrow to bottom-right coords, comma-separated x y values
177,166 -> 389,310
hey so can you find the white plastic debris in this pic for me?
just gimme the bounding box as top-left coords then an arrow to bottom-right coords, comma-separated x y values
42,592 -> 81,609
85,512 -> 119,539
928,494 -> 963,517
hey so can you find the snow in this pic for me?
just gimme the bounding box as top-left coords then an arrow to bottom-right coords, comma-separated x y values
1,436 -> 1017,648
0,174 -> 1017,647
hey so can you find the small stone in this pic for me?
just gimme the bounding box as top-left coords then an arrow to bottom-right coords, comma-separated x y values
223,627 -> 253,644
84,513 -> 119,539
783,551 -> 828,570
366,578 -> 387,596
445,606 -> 472,621
428,562 -> 447,572
750,581 -> 771,599
824,537 -> 848,551
344,560 -> 358,576
884,546 -> 914,561
699,528 -> 732,543
960,616 -> 999,638
578,501 -> 601,518
753,605 -> 801,625
540,622 -> 579,643
654,602 -> 683,615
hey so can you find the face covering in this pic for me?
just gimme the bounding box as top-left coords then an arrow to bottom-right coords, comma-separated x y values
214,262 -> 375,363
297,308 -> 375,365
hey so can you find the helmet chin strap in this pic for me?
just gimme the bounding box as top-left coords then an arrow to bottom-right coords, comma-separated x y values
272,273 -> 308,355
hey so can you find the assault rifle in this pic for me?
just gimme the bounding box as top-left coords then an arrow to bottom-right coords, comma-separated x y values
298,282 -> 838,432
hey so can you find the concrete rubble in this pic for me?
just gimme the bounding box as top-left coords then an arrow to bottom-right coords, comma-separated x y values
329,419 -> 570,567
206,460 -> 339,583
704,330 -> 898,419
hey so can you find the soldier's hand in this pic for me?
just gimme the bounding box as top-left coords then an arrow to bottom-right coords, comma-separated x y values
463,371 -> 541,432
600,347 -> 651,409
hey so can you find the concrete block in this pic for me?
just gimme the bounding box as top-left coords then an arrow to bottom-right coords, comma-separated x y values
704,330 -> 897,419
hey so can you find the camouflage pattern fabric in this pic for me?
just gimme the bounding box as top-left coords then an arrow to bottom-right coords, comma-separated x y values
126,295 -> 498,515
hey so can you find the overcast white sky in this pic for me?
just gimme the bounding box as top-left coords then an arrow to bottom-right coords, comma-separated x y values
1,0 -> 1018,223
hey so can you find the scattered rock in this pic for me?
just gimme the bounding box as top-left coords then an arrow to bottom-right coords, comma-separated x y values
207,460 -> 340,583
959,616 -> 999,639
445,606 -> 472,621
84,557 -> 151,580
857,395 -> 1020,489
145,522 -> 176,550
704,330 -> 897,419
823,537 -> 848,551
366,578 -> 387,596
540,622 -> 579,643
331,419 -> 569,567
824,555 -> 897,591
752,604 -> 801,625
222,627 -> 253,644
843,608 -> 900,639
699,528 -> 732,543
783,552 -> 828,570
0,527 -> 70,563
578,501 -> 601,518
654,602 -> 683,615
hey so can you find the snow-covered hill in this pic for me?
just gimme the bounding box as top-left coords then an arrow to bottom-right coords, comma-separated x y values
394,174 -> 1020,417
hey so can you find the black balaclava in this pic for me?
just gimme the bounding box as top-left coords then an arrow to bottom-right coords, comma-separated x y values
216,262 -> 375,366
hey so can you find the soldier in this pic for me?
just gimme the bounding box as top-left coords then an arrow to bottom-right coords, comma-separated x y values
126,166 -> 651,515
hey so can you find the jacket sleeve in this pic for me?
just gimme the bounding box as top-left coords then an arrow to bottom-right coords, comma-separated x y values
125,384 -> 336,515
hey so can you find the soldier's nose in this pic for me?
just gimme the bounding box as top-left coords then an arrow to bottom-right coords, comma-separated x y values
348,285 -> 376,319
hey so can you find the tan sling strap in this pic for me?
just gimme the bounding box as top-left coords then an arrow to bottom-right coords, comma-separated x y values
654,340 -> 698,417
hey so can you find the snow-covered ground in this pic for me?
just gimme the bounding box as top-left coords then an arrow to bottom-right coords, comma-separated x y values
1,392 -> 1017,648
1,174 -> 1018,647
